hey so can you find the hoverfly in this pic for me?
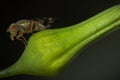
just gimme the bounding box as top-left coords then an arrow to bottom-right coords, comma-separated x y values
7,17 -> 56,46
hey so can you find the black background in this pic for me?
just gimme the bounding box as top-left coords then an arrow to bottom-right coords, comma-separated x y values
0,0 -> 120,80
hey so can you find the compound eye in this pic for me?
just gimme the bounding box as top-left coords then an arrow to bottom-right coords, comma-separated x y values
9,24 -> 17,32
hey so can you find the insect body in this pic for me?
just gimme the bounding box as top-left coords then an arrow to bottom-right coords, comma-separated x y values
7,17 -> 56,46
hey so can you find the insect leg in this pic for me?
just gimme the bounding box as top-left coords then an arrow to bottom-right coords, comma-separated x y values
21,36 -> 28,45
16,34 -> 27,46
